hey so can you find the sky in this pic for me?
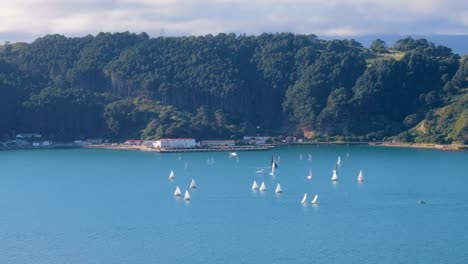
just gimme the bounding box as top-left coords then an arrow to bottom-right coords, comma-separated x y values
0,0 -> 467,42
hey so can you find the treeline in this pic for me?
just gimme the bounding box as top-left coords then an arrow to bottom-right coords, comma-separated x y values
0,33 -> 466,143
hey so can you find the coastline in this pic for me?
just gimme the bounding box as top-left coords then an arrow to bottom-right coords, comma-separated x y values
1,141 -> 466,152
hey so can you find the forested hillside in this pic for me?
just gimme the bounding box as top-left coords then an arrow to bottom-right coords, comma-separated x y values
0,33 -> 466,144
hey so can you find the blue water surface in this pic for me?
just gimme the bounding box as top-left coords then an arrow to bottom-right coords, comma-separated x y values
0,146 -> 467,263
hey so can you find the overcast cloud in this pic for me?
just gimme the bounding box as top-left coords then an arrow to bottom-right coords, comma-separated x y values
0,0 -> 467,42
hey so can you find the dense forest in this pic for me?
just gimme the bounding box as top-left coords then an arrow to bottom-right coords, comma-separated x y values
0,33 -> 466,144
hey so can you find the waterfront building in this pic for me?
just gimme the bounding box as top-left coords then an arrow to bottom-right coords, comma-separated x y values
153,138 -> 196,149
200,140 -> 235,147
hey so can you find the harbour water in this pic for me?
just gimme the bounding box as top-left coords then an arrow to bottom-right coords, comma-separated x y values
0,146 -> 467,263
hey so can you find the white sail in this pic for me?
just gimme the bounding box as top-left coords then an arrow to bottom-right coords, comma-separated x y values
259,181 -> 266,192
331,169 -> 338,181
311,194 -> 318,204
184,190 -> 191,200
301,193 -> 307,204
174,186 -> 182,196
337,156 -> 341,166
357,170 -> 364,183
252,180 -> 259,190
169,170 -> 175,180
307,168 -> 313,180
275,183 -> 282,193
190,179 -> 197,189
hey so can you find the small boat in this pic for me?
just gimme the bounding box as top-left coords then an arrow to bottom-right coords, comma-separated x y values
307,168 -> 313,180
259,181 -> 267,192
252,180 -> 259,190
275,183 -> 282,193
311,194 -> 318,205
301,193 -> 308,204
337,156 -> 341,166
184,190 -> 191,201
190,179 -> 197,189
169,170 -> 175,180
174,186 -> 182,196
331,169 -> 338,181
255,168 -> 266,174
357,170 -> 364,183
229,152 -> 238,157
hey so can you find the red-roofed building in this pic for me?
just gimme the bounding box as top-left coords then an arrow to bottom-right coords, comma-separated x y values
153,138 -> 196,149
125,139 -> 143,145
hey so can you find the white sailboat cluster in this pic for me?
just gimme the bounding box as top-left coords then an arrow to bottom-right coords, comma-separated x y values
169,168 -> 198,201
301,193 -> 318,205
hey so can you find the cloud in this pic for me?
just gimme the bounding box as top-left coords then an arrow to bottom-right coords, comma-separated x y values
0,0 -> 467,42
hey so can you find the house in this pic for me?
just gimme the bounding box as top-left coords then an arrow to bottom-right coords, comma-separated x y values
86,139 -> 103,145
16,133 -> 42,140
243,136 -> 271,145
201,140 -> 235,147
153,138 -> 196,149
124,139 -> 143,145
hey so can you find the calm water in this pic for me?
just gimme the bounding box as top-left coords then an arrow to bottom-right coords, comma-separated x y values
0,146 -> 467,263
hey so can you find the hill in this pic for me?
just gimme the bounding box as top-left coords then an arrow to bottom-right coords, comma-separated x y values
0,33 -> 466,144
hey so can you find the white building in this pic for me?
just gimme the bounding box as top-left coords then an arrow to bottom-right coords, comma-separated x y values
153,138 -> 196,149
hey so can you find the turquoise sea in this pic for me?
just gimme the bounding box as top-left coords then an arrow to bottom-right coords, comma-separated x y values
0,146 -> 467,263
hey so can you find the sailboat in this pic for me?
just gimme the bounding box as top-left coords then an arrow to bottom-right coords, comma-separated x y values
357,170 -> 364,183
184,190 -> 191,201
269,156 -> 278,176
307,168 -> 313,180
259,181 -> 267,192
301,193 -> 308,204
169,170 -> 175,180
308,154 -> 312,161
311,194 -> 318,205
331,169 -> 338,181
275,183 -> 282,193
174,186 -> 182,196
190,179 -> 197,189
337,156 -> 341,166
252,180 -> 259,190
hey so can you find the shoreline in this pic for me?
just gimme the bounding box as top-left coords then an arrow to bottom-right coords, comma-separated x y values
1,141 -> 466,152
